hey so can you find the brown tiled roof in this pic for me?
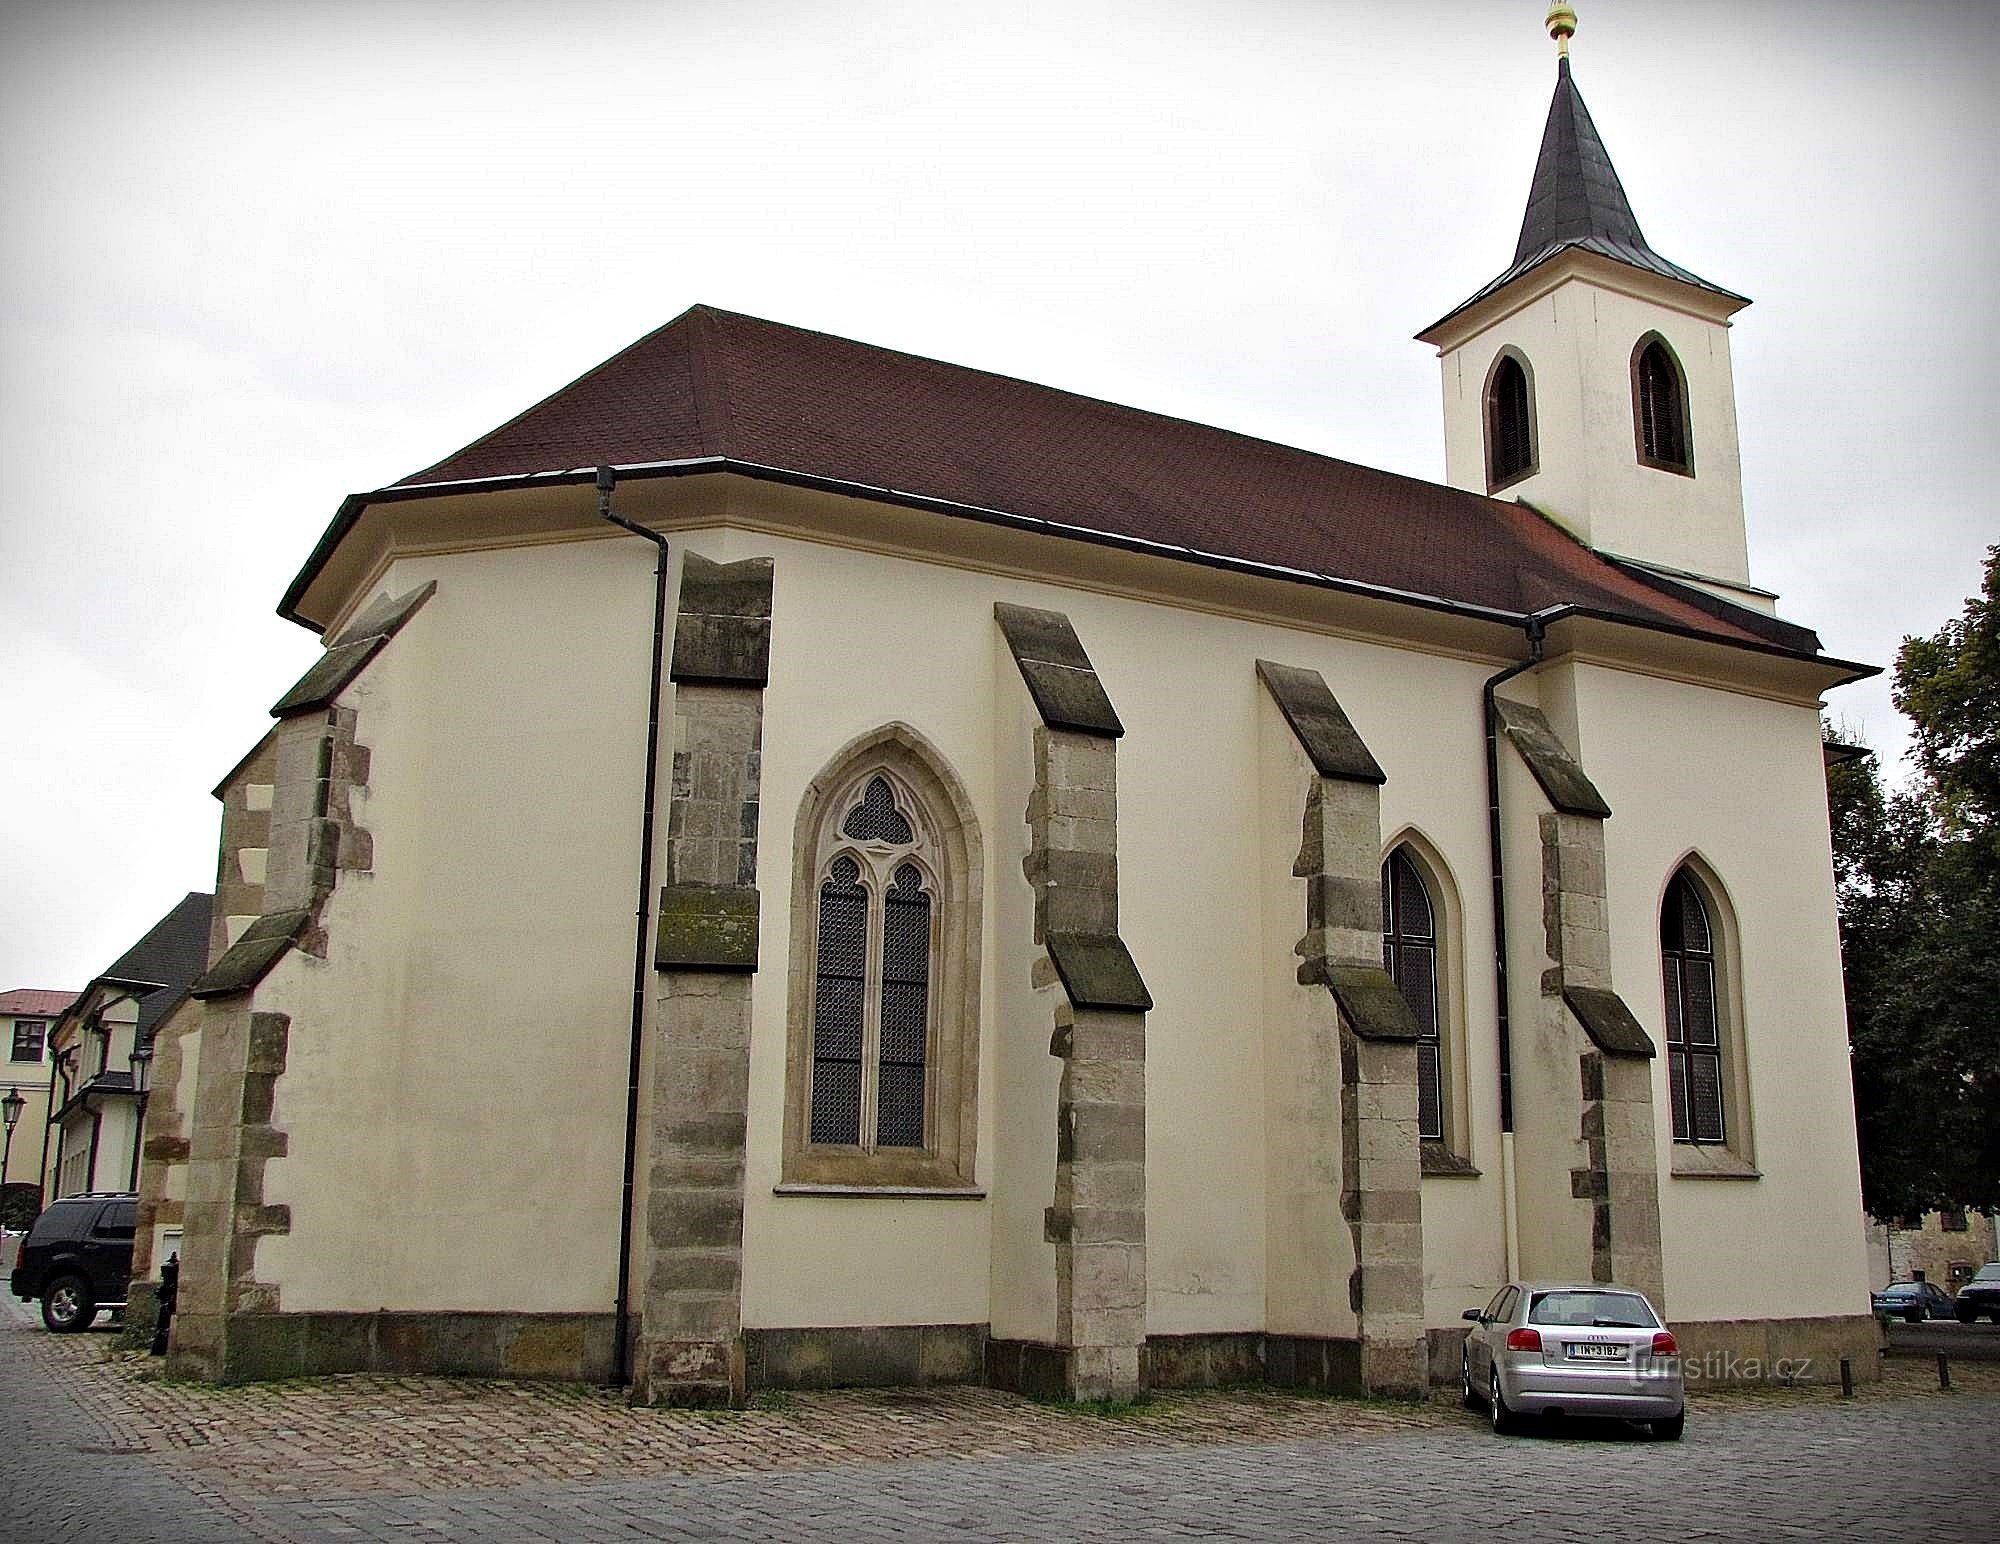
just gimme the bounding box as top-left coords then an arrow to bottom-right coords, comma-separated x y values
0,989 -> 77,1017
376,305 -> 1790,650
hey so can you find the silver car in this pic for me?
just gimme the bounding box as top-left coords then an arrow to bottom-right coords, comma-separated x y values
1461,1281 -> 1685,1439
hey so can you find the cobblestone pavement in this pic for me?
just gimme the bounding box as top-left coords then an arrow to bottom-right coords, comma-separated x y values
5,1292 -> 1997,1542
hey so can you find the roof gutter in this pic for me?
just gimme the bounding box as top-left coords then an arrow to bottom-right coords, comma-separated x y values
280,459 -> 1526,636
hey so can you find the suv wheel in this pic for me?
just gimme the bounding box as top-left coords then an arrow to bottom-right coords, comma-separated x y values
41,1273 -> 97,1333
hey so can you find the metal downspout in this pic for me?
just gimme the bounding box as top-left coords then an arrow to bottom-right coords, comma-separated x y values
598,466 -> 671,1388
37,1051 -> 68,1199
1482,608 -> 1560,1281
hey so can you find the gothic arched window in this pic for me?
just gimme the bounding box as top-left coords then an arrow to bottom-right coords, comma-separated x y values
1633,335 -> 1692,474
1661,869 -> 1725,1144
1382,847 -> 1445,1143
784,728 -> 983,1191
1485,351 -> 1537,490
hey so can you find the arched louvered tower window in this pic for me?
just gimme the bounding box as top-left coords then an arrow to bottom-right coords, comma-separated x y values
1485,351 -> 1537,490
1633,335 -> 1692,474
1661,869 -> 1725,1144
1382,847 -> 1445,1142
808,775 -> 937,1150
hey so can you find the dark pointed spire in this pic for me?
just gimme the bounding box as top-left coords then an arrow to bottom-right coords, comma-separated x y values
1512,55 -> 1650,266
1417,44 -> 1746,343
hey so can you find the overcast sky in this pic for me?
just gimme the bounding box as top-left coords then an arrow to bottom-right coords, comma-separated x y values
2,0 -> 1994,992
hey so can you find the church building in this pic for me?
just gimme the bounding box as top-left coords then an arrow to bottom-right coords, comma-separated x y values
142,10 -> 1879,1402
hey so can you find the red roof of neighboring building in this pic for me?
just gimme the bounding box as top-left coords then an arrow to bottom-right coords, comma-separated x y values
0,989 -> 78,1018
284,305 -> 1824,656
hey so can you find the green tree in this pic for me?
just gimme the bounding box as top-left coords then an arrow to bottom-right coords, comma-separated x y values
1833,546 -> 2000,1218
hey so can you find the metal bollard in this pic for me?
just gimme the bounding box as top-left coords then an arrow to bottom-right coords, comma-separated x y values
1839,1358 -> 1853,1398
150,1252 -> 179,1357
1937,1352 -> 1951,1391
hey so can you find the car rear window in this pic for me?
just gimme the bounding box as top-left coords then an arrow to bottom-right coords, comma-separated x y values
1973,1265 -> 2000,1283
1527,1290 -> 1659,1329
24,1203 -> 94,1245
94,1202 -> 137,1238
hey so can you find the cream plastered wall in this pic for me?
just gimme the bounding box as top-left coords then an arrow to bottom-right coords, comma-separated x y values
735,524 -> 1519,1335
1,1018 -> 55,1191
734,524 -> 999,1330
1567,662 -> 1870,1322
254,537 -> 654,1313
1438,278 -> 1749,586
987,655 -> 1060,1343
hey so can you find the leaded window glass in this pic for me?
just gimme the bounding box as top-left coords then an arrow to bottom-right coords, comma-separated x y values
807,774 -> 938,1154
1661,870 -> 1725,1144
810,855 -> 867,1144
1382,848 -> 1444,1142
1487,354 -> 1535,488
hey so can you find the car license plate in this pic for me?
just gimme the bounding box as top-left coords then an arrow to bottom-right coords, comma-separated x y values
1566,1342 -> 1626,1360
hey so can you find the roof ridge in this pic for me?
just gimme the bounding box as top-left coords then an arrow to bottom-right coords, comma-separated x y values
393,306 -> 710,486
687,305 -> 728,455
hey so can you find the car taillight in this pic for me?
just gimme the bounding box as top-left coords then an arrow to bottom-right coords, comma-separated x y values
1651,1331 -> 1677,1356
1505,1328 -> 1542,1352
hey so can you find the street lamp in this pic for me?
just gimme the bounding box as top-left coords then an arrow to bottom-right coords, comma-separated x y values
2,1086 -> 24,1194
126,1042 -> 153,1191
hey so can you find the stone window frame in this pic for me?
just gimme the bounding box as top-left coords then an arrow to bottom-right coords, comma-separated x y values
1659,856 -> 1759,1179
781,723 -> 984,1193
1631,332 -> 1694,477
1483,346 -> 1539,492
1381,830 -> 1475,1175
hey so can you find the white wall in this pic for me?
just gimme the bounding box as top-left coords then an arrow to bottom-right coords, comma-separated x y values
1572,662 -> 1870,1321
241,499 -> 1863,1342
1438,271 -> 1749,586
255,536 -> 654,1313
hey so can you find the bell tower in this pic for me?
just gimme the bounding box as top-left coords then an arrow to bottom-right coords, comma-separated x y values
1418,5 -> 1759,597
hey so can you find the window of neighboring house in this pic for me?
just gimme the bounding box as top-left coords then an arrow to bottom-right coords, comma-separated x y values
9,1021 -> 45,1062
783,731 -> 983,1191
1661,869 -> 1726,1144
1941,1208 -> 1969,1233
1485,351 -> 1537,490
1382,847 -> 1445,1143
56,1131 -> 88,1199
1633,334 -> 1692,474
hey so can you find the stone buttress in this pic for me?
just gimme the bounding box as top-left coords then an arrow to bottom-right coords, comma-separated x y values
1258,661 -> 1427,1396
991,603 -> 1152,1402
635,552 -> 773,1407
168,583 -> 429,1380
1492,695 -> 1665,1306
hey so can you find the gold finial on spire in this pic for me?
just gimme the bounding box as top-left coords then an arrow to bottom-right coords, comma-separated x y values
1547,3 -> 1578,57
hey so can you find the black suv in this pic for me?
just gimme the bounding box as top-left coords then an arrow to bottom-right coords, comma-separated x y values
9,1192 -> 137,1331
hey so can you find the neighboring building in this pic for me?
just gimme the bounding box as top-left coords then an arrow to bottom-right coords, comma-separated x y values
150,19 -> 1880,1400
1866,1212 -> 1999,1293
43,894 -> 212,1202
1,988 -> 75,1224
